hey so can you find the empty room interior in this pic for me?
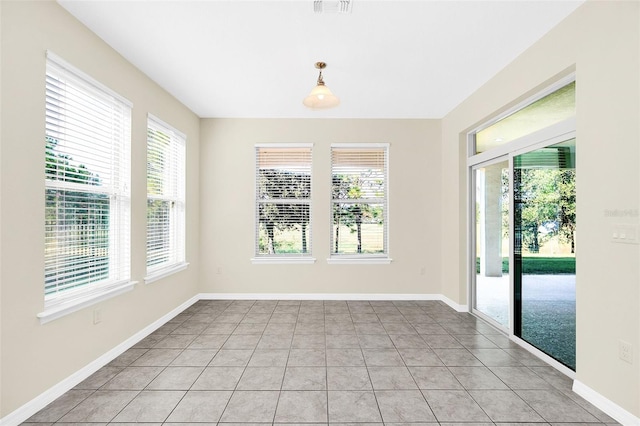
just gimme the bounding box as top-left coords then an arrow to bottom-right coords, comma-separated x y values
1,0 -> 639,425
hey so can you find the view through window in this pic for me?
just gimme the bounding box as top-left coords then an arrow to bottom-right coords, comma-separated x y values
331,144 -> 388,258
255,145 -> 312,257
471,79 -> 576,370
44,53 -> 131,305
146,115 -> 186,276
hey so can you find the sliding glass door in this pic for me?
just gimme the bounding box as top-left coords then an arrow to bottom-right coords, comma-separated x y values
473,159 -> 510,329
469,78 -> 576,371
514,139 -> 576,369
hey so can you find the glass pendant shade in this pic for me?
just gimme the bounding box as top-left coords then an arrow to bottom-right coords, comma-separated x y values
303,83 -> 340,109
303,62 -> 339,109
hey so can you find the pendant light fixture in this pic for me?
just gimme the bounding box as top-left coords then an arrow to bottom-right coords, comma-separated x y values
303,62 -> 340,109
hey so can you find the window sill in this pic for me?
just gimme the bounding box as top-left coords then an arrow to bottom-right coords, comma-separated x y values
38,281 -> 137,325
145,262 -> 189,284
251,257 -> 316,265
327,257 -> 393,265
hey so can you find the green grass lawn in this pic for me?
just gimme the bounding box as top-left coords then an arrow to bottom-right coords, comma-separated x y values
260,224 -> 384,255
477,256 -> 576,274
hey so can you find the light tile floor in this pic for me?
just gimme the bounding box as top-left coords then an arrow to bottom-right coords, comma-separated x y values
23,300 -> 619,425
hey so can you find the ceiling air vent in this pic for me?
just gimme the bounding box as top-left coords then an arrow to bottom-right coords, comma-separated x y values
314,0 -> 353,14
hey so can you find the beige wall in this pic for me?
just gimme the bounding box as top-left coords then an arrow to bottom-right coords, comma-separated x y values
2,0 -> 639,422
441,1 -> 639,417
0,1 -> 200,417
199,118 -> 441,296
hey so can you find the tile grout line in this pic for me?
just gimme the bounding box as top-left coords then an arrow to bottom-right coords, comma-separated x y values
29,299 -> 616,426
148,301 -> 226,423
206,300 -> 246,423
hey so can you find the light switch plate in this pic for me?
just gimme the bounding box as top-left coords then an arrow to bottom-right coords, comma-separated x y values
611,224 -> 639,244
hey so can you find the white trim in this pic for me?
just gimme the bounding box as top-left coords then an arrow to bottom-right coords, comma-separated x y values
467,117 -> 576,167
386,144 -> 391,256
508,153 -> 516,336
468,154 -> 511,329
251,257 -> 316,264
326,257 -> 392,265
510,334 -> 576,379
3,295 -> 199,426
199,293 -> 466,312
470,308 -> 509,332
199,292 -> 446,302
147,113 -> 186,140
254,144 -> 313,257
511,129 -> 576,157
573,380 -> 640,426
466,78 -> 579,382
470,73 -> 576,136
330,142 -> 390,149
146,116 -> 186,272
439,295 -> 469,312
144,262 -> 189,284
38,281 -> 137,324
5,292 -> 635,426
46,50 -> 133,107
255,142 -> 314,148
330,143 -> 390,259
466,144 -> 474,314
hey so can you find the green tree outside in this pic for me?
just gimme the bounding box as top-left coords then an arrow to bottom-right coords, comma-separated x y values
45,136 -> 108,294
257,169 -> 311,254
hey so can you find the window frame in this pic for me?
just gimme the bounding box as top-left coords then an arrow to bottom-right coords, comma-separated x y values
466,75 -> 577,376
39,51 -> 134,323
469,74 -> 576,159
144,114 -> 188,283
328,143 -> 391,264
252,143 -> 315,264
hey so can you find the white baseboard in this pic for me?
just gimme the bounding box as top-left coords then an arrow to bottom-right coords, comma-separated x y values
0,295 -> 199,426
6,292 -> 635,426
438,295 -> 469,312
198,292 -> 473,312
199,293 -> 469,312
573,380 -> 640,426
198,292 -> 447,302
510,334 -> 576,379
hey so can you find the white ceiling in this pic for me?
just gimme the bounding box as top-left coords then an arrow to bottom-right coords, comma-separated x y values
58,0 -> 584,119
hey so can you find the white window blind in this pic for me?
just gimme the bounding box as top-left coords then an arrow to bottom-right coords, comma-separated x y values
146,115 -> 186,276
255,145 -> 312,257
331,144 -> 388,257
44,52 -> 132,305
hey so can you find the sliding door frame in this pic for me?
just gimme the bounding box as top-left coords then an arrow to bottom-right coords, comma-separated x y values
467,117 -> 577,378
469,155 -> 512,333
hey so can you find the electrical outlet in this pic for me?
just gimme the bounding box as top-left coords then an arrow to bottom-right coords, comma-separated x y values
93,309 -> 102,325
216,267 -> 222,275
420,267 -> 426,276
619,340 -> 633,364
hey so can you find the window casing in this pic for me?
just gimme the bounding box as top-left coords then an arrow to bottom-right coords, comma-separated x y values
473,80 -> 576,156
330,144 -> 390,262
43,52 -> 132,316
467,76 -> 577,373
254,144 -> 313,262
146,115 -> 187,281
